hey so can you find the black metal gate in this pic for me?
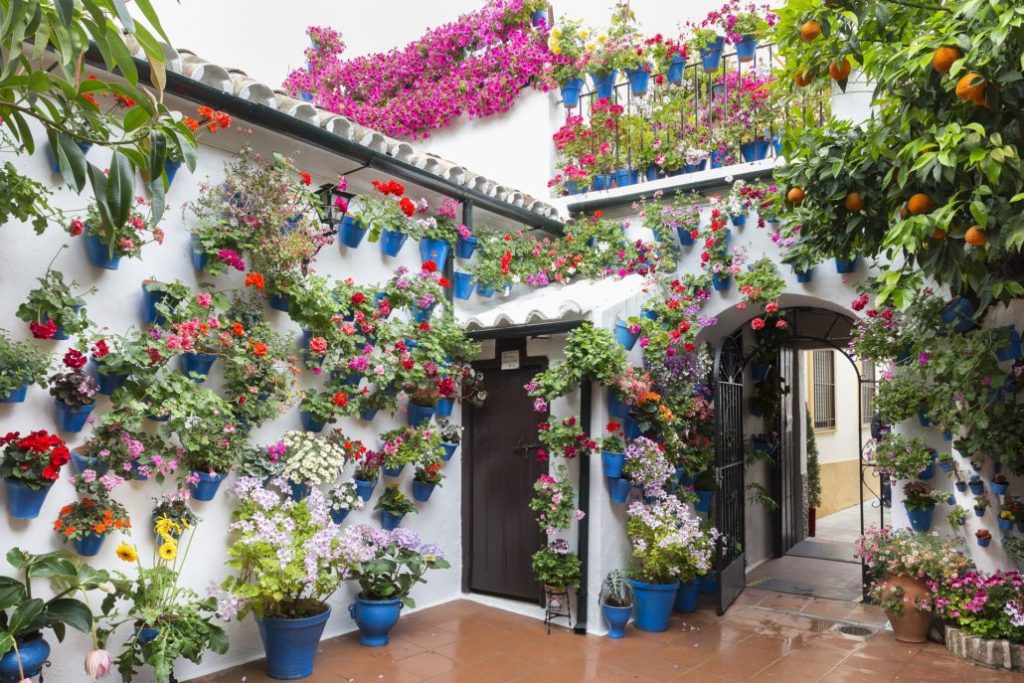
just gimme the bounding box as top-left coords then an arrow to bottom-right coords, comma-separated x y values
776,346 -> 803,555
713,332 -> 746,615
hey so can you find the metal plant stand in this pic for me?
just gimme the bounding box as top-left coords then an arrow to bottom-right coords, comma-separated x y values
543,585 -> 572,634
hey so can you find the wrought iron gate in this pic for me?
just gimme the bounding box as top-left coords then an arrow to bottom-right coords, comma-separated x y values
714,332 -> 746,615
776,346 -> 803,555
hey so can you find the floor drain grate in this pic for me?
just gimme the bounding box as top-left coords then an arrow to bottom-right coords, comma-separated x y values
834,624 -> 874,638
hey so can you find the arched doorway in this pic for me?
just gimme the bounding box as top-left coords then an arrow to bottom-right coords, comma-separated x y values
709,306 -> 884,614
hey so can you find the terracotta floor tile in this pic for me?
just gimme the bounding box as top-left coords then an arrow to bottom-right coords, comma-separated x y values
758,592 -> 812,612
393,651 -> 458,678
838,652 -> 910,677
464,653 -> 543,682
801,598 -> 856,620
428,665 -> 502,683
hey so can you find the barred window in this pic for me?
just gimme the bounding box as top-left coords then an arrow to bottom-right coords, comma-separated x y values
811,350 -> 836,429
861,360 -> 877,424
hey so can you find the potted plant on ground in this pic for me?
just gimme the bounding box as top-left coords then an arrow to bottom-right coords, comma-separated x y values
673,518 -> 719,614
219,480 -> 347,679
0,430 -> 70,519
341,524 -> 450,646
931,569 -> 1024,646
375,485 -> 417,530
16,253 -> 92,340
532,539 -> 581,605
600,569 -> 633,638
279,430 -> 347,501
47,348 -> 99,433
0,331 -> 50,403
327,481 -> 364,524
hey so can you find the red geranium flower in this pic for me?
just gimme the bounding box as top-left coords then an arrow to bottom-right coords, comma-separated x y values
332,391 -> 349,407
399,197 -> 415,217
29,319 -> 57,340
244,272 -> 266,290
63,348 -> 87,370
299,171 -> 312,186
422,261 -> 438,273
351,291 -> 366,305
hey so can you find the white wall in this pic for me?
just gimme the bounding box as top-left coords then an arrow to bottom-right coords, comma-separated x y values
807,350 -> 866,466
0,113 -> 464,681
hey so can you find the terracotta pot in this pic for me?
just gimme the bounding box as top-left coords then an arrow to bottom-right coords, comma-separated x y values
881,574 -> 931,643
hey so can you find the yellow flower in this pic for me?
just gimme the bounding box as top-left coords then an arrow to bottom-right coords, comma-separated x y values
158,542 -> 177,562
585,42 -> 597,53
550,27 -> 562,39
154,515 -> 182,539
597,34 -> 609,44
115,543 -> 138,563
579,28 -> 590,39
552,45 -> 562,56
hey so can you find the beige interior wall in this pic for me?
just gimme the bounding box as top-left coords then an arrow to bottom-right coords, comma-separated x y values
817,461 -> 880,517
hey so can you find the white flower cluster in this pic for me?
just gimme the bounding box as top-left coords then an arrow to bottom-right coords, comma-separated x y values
328,481 -> 364,512
280,430 -> 346,485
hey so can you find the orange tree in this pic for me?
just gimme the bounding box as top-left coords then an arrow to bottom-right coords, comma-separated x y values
770,0 -> 1024,310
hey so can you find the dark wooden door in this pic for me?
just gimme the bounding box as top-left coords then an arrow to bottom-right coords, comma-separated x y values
464,362 -> 548,603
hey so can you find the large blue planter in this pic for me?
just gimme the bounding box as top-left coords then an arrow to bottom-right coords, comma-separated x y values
257,607 -> 332,679
419,238 -> 449,266
740,140 -> 770,162
189,235 -> 208,271
4,479 -> 51,519
995,325 -> 1022,361
602,603 -> 631,638
695,489 -> 713,513
55,400 -> 93,433
412,480 -> 435,502
74,531 -> 106,557
940,297 -> 976,333
673,578 -> 700,613
300,411 -> 326,433
180,352 -> 217,381
91,362 -> 127,396
712,274 -> 732,292
71,451 -> 109,476
667,55 -> 687,83
608,392 -> 628,419
905,504 -> 935,532
835,257 -> 860,274
85,233 -> 121,270
614,320 -> 639,350
602,451 -> 625,479
592,174 -> 613,191
354,478 -> 376,502
560,78 -> 585,107
699,37 -> 726,72
794,268 -> 814,284
380,229 -> 407,257
381,510 -> 404,530
609,477 -> 631,504
454,272 -> 475,300
190,470 -> 228,502
330,508 -> 350,525
407,402 -> 435,427
436,397 -> 455,418
590,70 -> 618,99
629,580 -> 679,632
441,442 -> 458,462
455,235 -> 478,259
626,66 -> 651,96
735,35 -> 758,62
340,216 -> 367,249
350,597 -> 403,647
0,383 -> 28,403
0,635 -> 50,682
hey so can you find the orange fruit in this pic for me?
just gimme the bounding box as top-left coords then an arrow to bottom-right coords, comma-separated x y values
794,68 -> 814,88
932,228 -> 947,240
907,193 -> 932,215
844,192 -> 863,212
829,58 -> 852,82
965,226 -> 987,246
932,46 -> 962,74
800,20 -> 821,43
788,187 -> 805,204
955,73 -> 986,106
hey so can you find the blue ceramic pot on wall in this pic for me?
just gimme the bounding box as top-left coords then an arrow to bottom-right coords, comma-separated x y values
189,235 -> 209,271
381,510 -> 404,530
407,402 -> 435,427
55,400 -> 93,433
85,233 -> 121,270
436,397 -> 455,418
699,37 -> 725,72
257,607 -> 332,679
712,274 -> 732,292
380,229 -> 407,257
455,235 -> 478,259
412,480 -> 435,502
180,352 -> 217,382
560,78 -> 585,108
441,442 -> 458,461
0,635 -> 50,682
609,477 -> 631,504
71,451 -> 109,476
626,66 -> 651,96
1,384 -> 28,403
141,283 -> 169,325
794,268 -> 814,284
4,479 -> 52,519
614,320 -> 639,350
834,257 -> 859,274
300,411 -> 326,433
905,504 -> 935,532
695,489 -> 714,513
340,216 -> 367,249
354,478 -> 376,502
667,55 -> 686,83
419,238 -> 449,266
592,174 -> 613,191
190,470 -> 228,502
45,140 -> 91,173
330,508 -> 350,525
628,580 -> 679,632
350,597 -> 403,647
590,70 -> 618,99
454,272 -> 475,300
602,451 -> 625,479
74,532 -> 106,557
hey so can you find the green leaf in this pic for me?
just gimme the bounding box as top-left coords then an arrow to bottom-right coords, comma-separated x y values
105,150 -> 134,229
54,133 -> 87,191
7,598 -> 44,636
55,0 -> 74,27
45,598 -> 93,633
109,0 -> 135,33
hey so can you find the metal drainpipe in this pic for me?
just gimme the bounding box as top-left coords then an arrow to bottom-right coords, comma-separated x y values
574,379 -> 592,634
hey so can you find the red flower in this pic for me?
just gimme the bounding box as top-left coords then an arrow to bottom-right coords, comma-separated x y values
251,342 -> 268,357
401,358 -> 415,370
69,218 -> 85,236
399,197 -> 415,217
332,391 -> 349,407
593,210 -> 604,218
29,319 -> 57,340
765,302 -> 779,315
750,317 -> 766,331
244,272 -> 266,290
91,339 -> 110,358
851,294 -> 870,312
351,291 -> 366,305
684,341 -> 697,353
606,422 -> 620,432
422,261 -> 438,273
63,348 -> 87,370
309,337 -> 328,354
500,251 -> 512,276
146,348 -> 164,365
438,276 -> 450,288
299,171 -> 312,186
418,322 -> 431,331
231,322 -> 245,337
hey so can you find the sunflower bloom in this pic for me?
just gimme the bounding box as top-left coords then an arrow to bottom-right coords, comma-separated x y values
158,542 -> 178,562
115,543 -> 138,563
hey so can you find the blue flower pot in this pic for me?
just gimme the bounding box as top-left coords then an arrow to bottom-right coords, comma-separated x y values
331,508 -> 350,524
269,293 -> 290,312
257,607 -> 332,679
918,462 -> 936,480
180,352 -> 217,382
946,494 -> 955,505
676,227 -> 696,247
55,400 -> 93,433
629,580 -> 679,632
977,536 -> 991,547
623,417 -> 641,440
609,477 -> 631,504
564,181 -> 582,195
992,481 -> 1009,496
712,274 -> 732,292
730,214 -> 747,228
4,479 -> 51,519
456,235 -> 478,259
0,635 -> 50,682
136,626 -> 160,645
163,158 -> 183,187
695,489 -> 713,513
530,9 -> 547,27
454,272 -> 475,300
1,383 -> 28,403
615,168 -> 639,187
380,229 -> 407,257
676,467 -> 694,486
626,66 -> 651,96
85,233 -> 121,270
590,70 -> 618,99
667,55 -> 687,83
644,163 -> 660,182
190,470 -> 228,502
735,35 -> 758,62
189,235 -> 208,271
407,402 -> 435,427
476,284 -> 496,298
74,532 -> 106,557
998,517 -> 1014,532
46,140 -> 92,173
740,140 -> 770,163
835,257 -> 859,274
560,78 -> 585,107
701,573 -> 719,596
614,320 -> 639,350
300,411 -> 326,433
383,464 -> 404,478
71,451 -> 109,476
354,478 -> 376,502
359,408 -> 379,422
419,238 -> 450,266
942,432 -> 953,442
91,363 -> 127,396
939,460 -> 953,473
699,37 -> 725,72
974,506 -> 986,518
940,297 -> 976,333
673,578 -> 700,613
904,504 -> 935,532
340,216 -> 367,249
381,510 -> 404,530
290,481 -> 310,502
350,597 -> 403,647
710,150 -> 724,168
955,481 -> 967,493
436,397 -> 455,418
441,442 -> 458,461
412,480 -> 435,502
969,479 -> 984,495
602,603 -> 631,638
141,284 -> 169,325
602,451 -> 625,479
592,174 -> 613,191
794,268 -> 814,284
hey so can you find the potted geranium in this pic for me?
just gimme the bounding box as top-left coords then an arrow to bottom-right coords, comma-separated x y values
868,433 -> 936,482
600,569 -> 633,638
0,430 -> 70,519
73,414 -> 155,480
53,496 -> 131,557
532,539 -> 581,600
902,481 -> 941,531
436,418 -> 462,461
222,323 -> 297,430
219,480 -> 346,679
350,179 -> 416,256
0,330 -> 50,403
417,198 -> 460,265
601,422 -> 627,479
327,481 -> 364,524
73,197 -> 162,270
341,524 -> 450,646
279,430 -> 347,501
352,450 -> 383,502
623,436 -> 674,498
15,255 -> 91,340
375,485 -> 417,530
379,426 -> 433,477
48,348 -> 99,433
412,460 -> 444,502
